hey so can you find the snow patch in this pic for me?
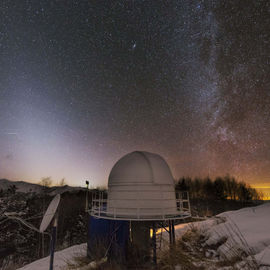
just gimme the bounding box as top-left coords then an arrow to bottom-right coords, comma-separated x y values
17,243 -> 86,270
199,203 -> 270,267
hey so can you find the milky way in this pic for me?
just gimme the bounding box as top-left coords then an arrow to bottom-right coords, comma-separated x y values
0,1 -> 269,187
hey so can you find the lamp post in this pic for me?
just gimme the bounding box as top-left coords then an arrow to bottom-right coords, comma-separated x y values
85,180 -> 89,212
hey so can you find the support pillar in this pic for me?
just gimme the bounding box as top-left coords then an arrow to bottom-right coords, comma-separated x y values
171,220 -> 175,244
49,216 -> 57,270
168,220 -> 172,245
152,222 -> 157,265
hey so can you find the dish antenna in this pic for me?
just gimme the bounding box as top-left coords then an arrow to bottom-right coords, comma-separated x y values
40,194 -> 61,270
40,194 -> 60,233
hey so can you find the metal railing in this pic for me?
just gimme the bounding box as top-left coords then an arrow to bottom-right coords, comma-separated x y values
89,191 -> 191,221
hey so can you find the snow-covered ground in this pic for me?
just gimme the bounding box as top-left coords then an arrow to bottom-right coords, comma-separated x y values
159,203 -> 270,269
17,203 -> 270,269
159,218 -> 216,243
202,203 -> 270,268
17,244 -> 86,270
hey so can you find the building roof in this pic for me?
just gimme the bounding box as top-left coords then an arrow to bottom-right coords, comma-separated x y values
90,151 -> 191,220
108,151 -> 175,186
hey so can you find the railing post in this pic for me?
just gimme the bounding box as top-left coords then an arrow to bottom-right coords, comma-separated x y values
187,192 -> 191,214
181,192 -> 184,212
98,197 -> 100,217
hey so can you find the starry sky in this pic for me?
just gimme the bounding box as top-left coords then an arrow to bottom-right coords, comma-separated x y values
0,0 -> 269,188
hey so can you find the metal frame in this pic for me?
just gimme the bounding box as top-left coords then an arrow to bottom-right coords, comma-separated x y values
89,191 -> 191,221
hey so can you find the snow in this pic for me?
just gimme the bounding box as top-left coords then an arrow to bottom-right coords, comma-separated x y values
17,203 -> 270,269
158,218 -> 216,243
17,243 -> 86,270
165,203 -> 270,268
191,203 -> 270,268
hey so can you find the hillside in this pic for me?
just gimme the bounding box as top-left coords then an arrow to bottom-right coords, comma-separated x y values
0,184 -> 88,269
160,203 -> 270,269
0,179 -> 45,194
0,179 -> 84,195
203,203 -> 270,267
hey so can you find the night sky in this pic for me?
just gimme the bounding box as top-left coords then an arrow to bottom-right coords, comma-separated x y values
0,1 -> 269,188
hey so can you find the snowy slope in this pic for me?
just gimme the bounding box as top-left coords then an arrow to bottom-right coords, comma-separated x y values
17,243 -> 86,270
187,203 -> 270,268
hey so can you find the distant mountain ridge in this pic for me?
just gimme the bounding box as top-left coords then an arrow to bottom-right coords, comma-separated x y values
0,179 -> 84,195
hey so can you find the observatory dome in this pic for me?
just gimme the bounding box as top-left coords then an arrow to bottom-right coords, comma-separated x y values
108,151 -> 175,186
106,151 -> 178,219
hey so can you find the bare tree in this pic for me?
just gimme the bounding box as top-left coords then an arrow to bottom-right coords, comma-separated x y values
58,178 -> 66,186
39,177 -> 52,187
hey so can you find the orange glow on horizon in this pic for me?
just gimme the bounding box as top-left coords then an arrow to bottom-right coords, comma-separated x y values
251,185 -> 270,200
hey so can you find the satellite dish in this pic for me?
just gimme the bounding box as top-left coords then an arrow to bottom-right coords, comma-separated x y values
40,194 -> 61,233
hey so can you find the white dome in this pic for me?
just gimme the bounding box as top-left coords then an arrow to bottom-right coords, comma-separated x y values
108,151 -> 175,186
106,151 -> 178,219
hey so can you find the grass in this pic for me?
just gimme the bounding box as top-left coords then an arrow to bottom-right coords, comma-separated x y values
158,227 -> 207,270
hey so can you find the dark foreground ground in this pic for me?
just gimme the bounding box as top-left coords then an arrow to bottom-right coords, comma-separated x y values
0,188 -> 263,269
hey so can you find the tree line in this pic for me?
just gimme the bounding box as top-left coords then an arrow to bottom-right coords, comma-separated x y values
176,176 -> 263,202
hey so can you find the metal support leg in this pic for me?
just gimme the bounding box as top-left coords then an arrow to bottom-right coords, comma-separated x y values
168,220 -> 172,245
152,222 -> 157,265
49,226 -> 56,270
171,220 -> 175,245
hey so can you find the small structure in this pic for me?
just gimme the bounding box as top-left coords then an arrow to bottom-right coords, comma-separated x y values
87,151 -> 191,265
